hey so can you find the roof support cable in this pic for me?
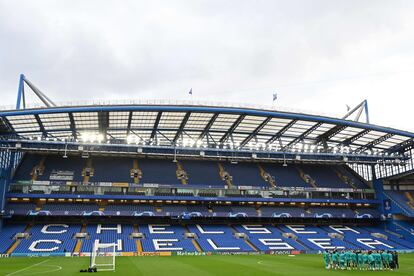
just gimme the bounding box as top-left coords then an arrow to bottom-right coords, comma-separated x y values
16,74 -> 57,109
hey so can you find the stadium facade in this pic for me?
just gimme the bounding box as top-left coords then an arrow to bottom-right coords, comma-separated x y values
0,75 -> 414,257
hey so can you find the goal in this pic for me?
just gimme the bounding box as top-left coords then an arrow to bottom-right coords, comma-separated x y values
90,243 -> 116,271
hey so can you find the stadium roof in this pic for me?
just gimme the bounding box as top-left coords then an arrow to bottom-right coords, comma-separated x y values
1,101 -> 413,154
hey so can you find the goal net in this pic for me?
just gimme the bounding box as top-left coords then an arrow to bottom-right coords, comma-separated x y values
90,243 -> 116,271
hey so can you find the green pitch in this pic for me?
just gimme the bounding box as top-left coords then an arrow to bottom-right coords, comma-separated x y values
1,254 -> 414,276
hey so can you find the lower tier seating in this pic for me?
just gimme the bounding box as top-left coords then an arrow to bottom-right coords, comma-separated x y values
1,223 -> 412,255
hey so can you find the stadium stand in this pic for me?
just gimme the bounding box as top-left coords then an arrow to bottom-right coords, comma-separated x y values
1,223 -> 413,254
1,98 -> 414,258
12,154 -> 373,190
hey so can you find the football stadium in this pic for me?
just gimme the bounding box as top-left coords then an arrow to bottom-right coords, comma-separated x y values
0,75 -> 413,275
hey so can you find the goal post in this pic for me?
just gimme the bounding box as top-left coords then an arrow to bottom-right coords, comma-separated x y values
90,242 -> 116,271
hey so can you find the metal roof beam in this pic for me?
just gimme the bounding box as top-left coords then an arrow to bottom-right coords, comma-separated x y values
68,113 -> 77,140
156,130 -> 173,144
207,132 -> 217,145
1,126 -> 328,145
129,130 -> 145,141
219,114 -> 245,143
266,119 -> 297,144
0,117 -> 14,135
239,117 -> 272,148
342,129 -> 370,146
315,125 -> 347,145
126,111 -> 133,136
386,138 -> 414,154
198,113 -> 219,141
98,111 -> 109,142
150,112 -> 162,140
356,133 -> 394,152
283,122 -> 322,150
173,112 -> 191,144
34,114 -> 47,138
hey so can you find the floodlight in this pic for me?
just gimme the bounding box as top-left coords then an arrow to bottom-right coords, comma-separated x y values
126,135 -> 135,144
196,140 -> 203,147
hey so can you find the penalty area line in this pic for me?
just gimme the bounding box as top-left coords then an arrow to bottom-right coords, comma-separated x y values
5,259 -> 50,276
28,265 -> 63,275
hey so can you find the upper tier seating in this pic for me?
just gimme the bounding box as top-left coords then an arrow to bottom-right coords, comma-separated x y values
138,159 -> 179,185
13,154 -> 42,181
301,165 -> 349,188
181,160 -> 224,187
260,164 -> 310,187
12,154 -> 369,189
38,155 -> 84,182
336,166 -> 369,189
92,157 -> 131,183
222,163 -> 268,188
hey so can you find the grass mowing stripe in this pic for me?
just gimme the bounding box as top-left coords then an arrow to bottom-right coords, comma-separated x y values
1,254 -> 414,275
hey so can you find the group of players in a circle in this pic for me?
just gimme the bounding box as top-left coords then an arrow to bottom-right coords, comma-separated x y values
323,250 -> 399,270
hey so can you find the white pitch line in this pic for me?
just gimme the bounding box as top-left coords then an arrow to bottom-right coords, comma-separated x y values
6,259 -> 49,276
29,265 -> 62,275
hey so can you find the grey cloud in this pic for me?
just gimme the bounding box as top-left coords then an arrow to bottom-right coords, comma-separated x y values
0,0 -> 414,130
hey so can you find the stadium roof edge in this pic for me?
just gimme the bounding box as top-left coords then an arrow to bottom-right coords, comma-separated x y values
1,104 -> 413,138
1,103 -> 413,154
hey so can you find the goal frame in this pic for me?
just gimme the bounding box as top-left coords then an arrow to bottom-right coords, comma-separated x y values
90,242 -> 116,271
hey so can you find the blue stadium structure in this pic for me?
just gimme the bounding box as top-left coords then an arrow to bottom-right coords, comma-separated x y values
0,75 -> 414,256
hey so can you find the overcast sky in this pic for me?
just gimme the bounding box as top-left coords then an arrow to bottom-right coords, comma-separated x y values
1,0 -> 414,131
